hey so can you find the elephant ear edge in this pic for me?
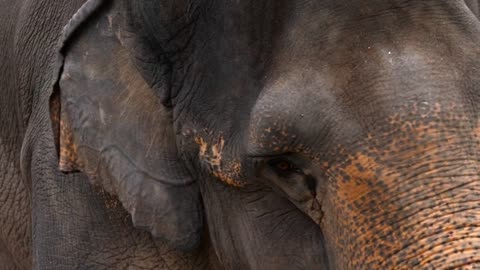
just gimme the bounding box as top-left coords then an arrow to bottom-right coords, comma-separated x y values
49,0 -> 204,251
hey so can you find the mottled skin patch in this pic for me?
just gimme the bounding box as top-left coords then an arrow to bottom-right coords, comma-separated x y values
336,153 -> 380,202
195,136 -> 244,187
315,102 -> 480,269
58,117 -> 83,172
50,90 -> 83,172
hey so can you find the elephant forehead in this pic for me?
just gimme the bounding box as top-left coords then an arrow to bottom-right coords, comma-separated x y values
247,45 -> 479,158
247,68 -> 359,157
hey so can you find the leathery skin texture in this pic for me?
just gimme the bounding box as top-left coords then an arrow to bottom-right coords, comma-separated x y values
0,141 -> 30,270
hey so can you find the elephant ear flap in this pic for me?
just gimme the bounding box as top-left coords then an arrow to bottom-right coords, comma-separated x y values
49,1 -> 203,250
49,0 -> 105,173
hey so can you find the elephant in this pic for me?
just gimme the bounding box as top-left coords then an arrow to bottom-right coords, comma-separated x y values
1,0 -> 480,269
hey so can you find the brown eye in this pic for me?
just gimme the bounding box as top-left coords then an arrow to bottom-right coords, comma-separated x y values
275,160 -> 293,171
267,158 -> 302,176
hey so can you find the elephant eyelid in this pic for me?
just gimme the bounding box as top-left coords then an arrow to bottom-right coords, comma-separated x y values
248,154 -> 305,178
268,157 -> 299,169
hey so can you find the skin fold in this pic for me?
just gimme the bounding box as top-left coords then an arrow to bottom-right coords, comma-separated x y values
1,0 -> 480,269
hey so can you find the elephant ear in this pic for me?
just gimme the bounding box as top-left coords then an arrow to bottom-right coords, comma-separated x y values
50,1 -> 203,250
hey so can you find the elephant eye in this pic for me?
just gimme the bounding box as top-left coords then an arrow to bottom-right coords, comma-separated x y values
267,158 -> 303,177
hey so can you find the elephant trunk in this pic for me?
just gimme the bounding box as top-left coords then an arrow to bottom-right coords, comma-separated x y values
366,177 -> 479,269
326,160 -> 480,269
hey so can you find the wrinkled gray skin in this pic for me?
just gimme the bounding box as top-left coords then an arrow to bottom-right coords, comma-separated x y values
1,0 -> 480,269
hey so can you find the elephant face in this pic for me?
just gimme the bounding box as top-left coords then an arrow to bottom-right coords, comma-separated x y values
51,0 -> 480,269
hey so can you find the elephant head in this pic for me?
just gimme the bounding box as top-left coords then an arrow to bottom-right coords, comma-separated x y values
49,0 -> 480,268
